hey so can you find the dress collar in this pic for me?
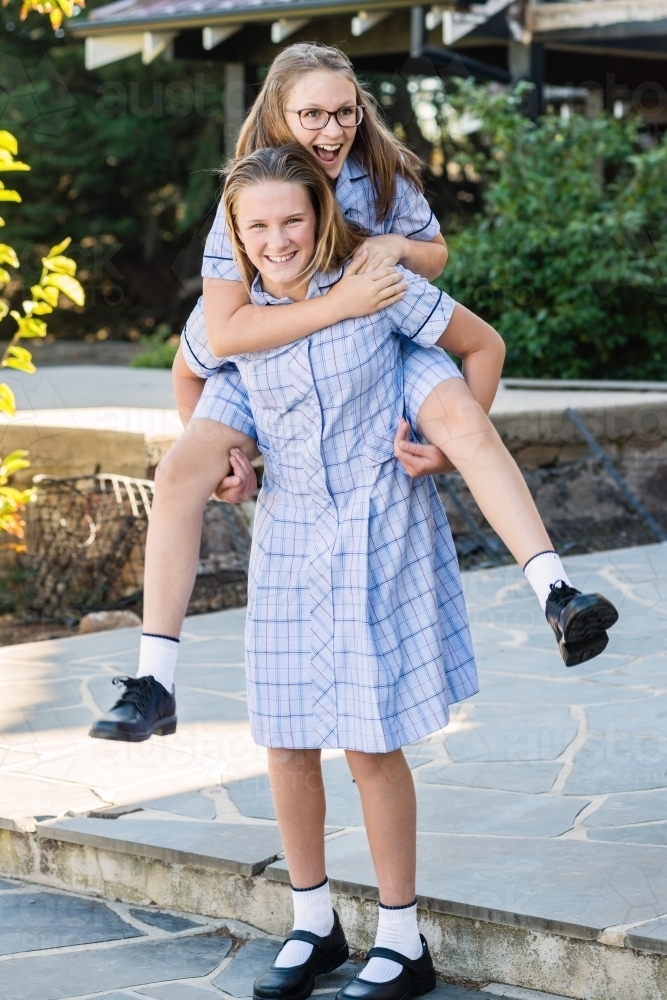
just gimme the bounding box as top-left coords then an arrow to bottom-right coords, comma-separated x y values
250,266 -> 345,306
335,154 -> 369,214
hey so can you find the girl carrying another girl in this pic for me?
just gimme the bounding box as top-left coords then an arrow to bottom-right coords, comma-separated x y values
214,141 -> 474,1000
89,43 -> 617,750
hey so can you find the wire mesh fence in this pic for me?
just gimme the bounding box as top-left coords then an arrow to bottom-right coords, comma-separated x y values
437,450 -> 667,571
14,473 -> 251,622
4,432 -> 666,621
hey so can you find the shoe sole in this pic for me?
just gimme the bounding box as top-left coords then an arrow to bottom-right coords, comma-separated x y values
560,595 -> 618,646
88,715 -> 177,742
560,633 -> 608,667
254,942 -> 349,1000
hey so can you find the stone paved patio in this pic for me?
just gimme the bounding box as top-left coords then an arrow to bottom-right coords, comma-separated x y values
0,877 -> 563,1000
0,543 -> 665,998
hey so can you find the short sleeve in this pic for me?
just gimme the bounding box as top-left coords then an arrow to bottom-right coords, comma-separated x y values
201,200 -> 243,282
180,297 -> 227,377
388,175 -> 441,242
386,268 -> 456,347
193,367 -> 257,440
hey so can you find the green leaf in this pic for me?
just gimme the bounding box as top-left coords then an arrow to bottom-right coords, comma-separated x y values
43,272 -> 85,306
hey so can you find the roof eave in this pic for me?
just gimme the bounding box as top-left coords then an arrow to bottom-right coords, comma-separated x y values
67,0 -> 413,36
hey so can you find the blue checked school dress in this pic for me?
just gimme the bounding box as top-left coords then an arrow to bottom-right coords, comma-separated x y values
181,156 -> 464,439
228,266 -> 478,753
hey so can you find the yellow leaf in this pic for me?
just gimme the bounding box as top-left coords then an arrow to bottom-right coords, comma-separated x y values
0,383 -> 16,417
0,160 -> 30,173
10,311 -> 47,339
0,450 -> 31,479
0,269 -> 9,285
0,217 -> 4,226
5,345 -> 34,367
0,189 -> 21,203
31,284 -> 59,307
0,245 -> 18,268
41,254 -> 77,276
44,272 -> 85,307
3,358 -> 36,374
48,237 -> 71,258
0,301 -> 8,321
21,299 -> 51,316
0,133 -> 18,156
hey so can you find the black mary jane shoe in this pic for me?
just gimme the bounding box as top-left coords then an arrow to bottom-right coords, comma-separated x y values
88,675 -> 177,742
336,936 -> 436,1000
545,582 -> 618,667
254,910 -> 349,1000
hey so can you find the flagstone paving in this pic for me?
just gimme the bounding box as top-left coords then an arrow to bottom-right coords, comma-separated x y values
0,543 -> 665,997
0,878 -> 539,1000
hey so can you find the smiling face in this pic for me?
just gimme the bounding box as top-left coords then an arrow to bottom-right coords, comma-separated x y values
234,180 -> 317,300
284,70 -> 359,180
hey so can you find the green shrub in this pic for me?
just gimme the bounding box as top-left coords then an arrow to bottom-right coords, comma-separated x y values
437,81 -> 667,379
129,323 -> 177,369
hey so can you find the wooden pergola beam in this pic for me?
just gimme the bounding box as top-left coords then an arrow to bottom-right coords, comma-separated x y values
527,0 -> 667,35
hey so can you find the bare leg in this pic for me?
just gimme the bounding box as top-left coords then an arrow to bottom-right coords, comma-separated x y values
345,749 -> 416,905
143,418 -> 256,637
267,748 -> 327,887
418,379 -> 552,567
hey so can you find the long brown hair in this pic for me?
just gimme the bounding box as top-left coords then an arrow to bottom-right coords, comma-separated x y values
223,144 -> 367,291
235,43 -> 424,222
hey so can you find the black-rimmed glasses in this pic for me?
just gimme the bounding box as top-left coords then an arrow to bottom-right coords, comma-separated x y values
284,105 -> 364,130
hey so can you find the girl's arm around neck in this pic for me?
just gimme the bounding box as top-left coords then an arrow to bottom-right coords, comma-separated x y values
204,277 -> 343,357
203,256 -> 408,358
360,233 -> 447,282
402,233 -> 448,281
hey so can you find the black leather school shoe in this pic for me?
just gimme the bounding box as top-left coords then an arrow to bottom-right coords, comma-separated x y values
253,910 -> 349,1000
88,676 -> 177,741
545,582 -> 618,667
336,936 -> 436,1000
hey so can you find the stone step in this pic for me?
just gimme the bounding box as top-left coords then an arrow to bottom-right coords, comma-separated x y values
1,813 -> 665,1000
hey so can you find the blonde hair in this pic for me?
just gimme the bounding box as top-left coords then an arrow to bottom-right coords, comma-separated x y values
235,42 -> 424,222
223,144 -> 367,291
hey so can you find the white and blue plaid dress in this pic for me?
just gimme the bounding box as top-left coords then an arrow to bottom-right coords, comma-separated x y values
229,266 -> 478,753
182,156 -> 463,438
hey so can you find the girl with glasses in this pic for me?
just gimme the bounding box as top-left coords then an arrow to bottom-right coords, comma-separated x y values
90,45 -> 617,816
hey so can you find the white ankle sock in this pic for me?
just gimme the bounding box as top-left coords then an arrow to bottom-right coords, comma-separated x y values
136,633 -> 179,692
523,551 -> 572,611
359,901 -> 422,984
274,878 -> 334,969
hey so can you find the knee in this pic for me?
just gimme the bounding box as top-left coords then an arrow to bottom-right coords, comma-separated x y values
345,748 -> 407,783
421,382 -> 489,439
153,442 -> 192,494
